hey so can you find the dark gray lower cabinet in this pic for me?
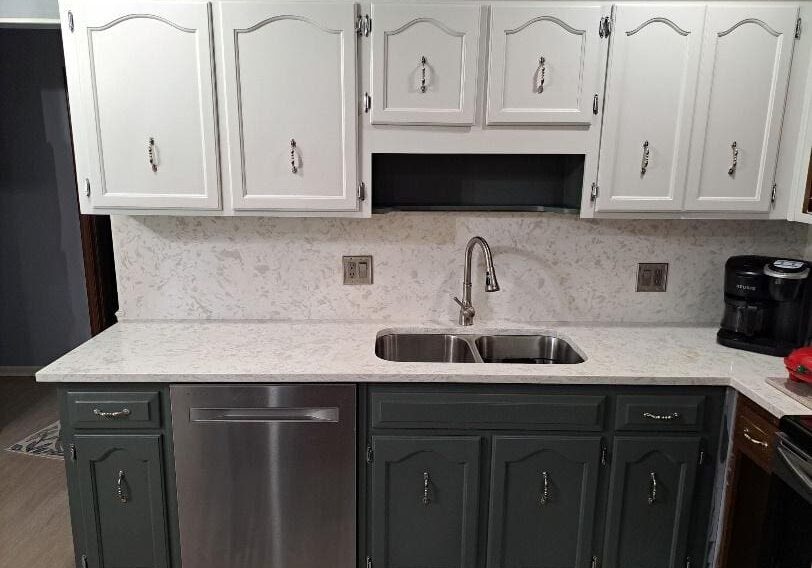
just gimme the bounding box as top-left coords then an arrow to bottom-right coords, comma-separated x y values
603,436 -> 701,568
73,434 -> 170,568
370,436 -> 481,568
487,436 -> 602,568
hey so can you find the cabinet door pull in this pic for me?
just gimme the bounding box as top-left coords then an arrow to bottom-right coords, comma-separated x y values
148,137 -> 158,172
117,470 -> 129,503
641,411 -> 681,421
93,408 -> 131,419
422,471 -> 431,505
728,141 -> 738,176
290,138 -> 298,174
640,140 -> 650,175
420,56 -> 428,93
648,472 -> 658,504
540,471 -> 551,505
537,56 -> 546,93
742,427 -> 769,448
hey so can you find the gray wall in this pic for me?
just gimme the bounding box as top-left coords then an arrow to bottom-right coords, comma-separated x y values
0,0 -> 58,21
0,28 -> 90,367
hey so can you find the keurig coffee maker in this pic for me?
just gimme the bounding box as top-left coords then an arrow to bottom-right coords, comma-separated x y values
718,255 -> 812,356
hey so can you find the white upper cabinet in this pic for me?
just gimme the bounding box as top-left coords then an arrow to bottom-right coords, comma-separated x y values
69,0 -> 220,210
684,4 -> 799,212
370,3 -> 481,125
218,2 -> 359,212
486,4 -> 604,125
596,4 -> 706,212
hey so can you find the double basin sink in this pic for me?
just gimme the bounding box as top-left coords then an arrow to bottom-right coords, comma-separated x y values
375,332 -> 585,364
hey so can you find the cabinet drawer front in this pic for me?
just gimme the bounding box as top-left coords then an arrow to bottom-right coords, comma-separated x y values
371,392 -> 606,430
615,395 -> 706,431
66,391 -> 161,429
734,406 -> 776,468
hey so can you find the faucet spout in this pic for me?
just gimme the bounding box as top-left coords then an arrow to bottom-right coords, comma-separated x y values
454,236 -> 500,326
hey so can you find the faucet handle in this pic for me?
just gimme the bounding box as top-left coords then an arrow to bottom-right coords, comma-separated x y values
453,296 -> 466,309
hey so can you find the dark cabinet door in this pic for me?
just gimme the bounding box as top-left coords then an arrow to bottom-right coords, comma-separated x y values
487,436 -> 602,568
370,436 -> 482,568
72,434 -> 169,568
603,436 -> 701,568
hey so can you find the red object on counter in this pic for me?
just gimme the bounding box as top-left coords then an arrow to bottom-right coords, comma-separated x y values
785,347 -> 812,384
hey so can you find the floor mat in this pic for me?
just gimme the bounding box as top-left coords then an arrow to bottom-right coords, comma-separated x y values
6,420 -> 63,460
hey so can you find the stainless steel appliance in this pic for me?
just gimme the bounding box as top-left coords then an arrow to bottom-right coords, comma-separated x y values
761,415 -> 812,567
171,385 -> 356,568
717,255 -> 812,356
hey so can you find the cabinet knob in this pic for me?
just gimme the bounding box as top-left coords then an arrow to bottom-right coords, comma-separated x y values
420,56 -> 428,93
422,471 -> 431,505
640,140 -> 650,175
290,138 -> 298,174
148,137 -> 158,172
728,141 -> 738,176
537,56 -> 546,93
117,470 -> 129,503
540,471 -> 552,505
648,472 -> 658,505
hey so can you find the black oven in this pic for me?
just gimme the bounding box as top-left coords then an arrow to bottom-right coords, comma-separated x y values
761,416 -> 812,568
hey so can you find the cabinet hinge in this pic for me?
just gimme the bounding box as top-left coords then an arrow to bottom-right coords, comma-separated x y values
80,554 -> 88,568
67,10 -> 75,32
84,178 -> 91,197
366,556 -> 373,568
685,555 -> 693,568
357,182 -> 366,202
796,17 -> 802,39
771,183 -> 777,206
599,16 -> 611,38
593,94 -> 599,115
363,92 -> 371,114
590,182 -> 599,202
69,443 -> 77,461
600,444 -> 609,466
356,14 -> 371,37
366,444 -> 374,463
590,555 -> 599,568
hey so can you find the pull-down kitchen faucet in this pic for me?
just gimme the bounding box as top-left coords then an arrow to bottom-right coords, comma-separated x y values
453,236 -> 500,326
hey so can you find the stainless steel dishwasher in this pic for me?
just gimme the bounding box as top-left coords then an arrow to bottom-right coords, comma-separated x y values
170,385 -> 356,568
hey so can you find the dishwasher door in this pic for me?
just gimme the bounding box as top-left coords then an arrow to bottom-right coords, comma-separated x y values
171,385 -> 356,568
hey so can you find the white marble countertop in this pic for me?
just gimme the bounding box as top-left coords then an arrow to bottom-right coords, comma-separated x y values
36,320 -> 811,418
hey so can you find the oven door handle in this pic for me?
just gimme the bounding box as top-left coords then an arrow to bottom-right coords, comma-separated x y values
777,443 -> 812,494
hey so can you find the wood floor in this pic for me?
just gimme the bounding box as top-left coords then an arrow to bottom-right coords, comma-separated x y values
0,376 -> 74,568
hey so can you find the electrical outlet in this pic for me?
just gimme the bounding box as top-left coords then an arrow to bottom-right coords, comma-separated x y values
343,256 -> 373,285
637,263 -> 668,292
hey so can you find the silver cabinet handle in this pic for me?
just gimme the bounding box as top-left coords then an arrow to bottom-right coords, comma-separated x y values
117,470 -> 129,503
728,141 -> 738,176
420,56 -> 428,93
648,472 -> 658,504
640,140 -> 650,175
422,471 -> 431,505
290,139 -> 298,174
540,471 -> 551,505
642,411 -> 681,421
742,427 -> 769,448
537,56 -> 546,93
93,408 -> 131,419
148,137 -> 158,172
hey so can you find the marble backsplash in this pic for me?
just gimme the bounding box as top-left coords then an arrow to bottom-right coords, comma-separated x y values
111,214 -> 808,324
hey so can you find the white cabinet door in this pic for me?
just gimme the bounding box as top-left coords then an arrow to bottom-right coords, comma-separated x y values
487,5 -> 604,125
218,2 -> 359,212
685,4 -> 799,212
370,3 -> 481,125
596,4 -> 706,212
71,0 -> 220,210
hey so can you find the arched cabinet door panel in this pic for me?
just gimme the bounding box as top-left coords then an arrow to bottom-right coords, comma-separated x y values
370,3 -> 481,125
603,436 -> 701,568
218,2 -> 359,211
487,5 -> 605,125
596,5 -> 706,212
71,0 -> 220,210
487,436 -> 602,568
685,4 -> 800,212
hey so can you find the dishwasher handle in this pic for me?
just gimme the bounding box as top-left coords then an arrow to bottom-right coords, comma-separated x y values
190,407 -> 339,423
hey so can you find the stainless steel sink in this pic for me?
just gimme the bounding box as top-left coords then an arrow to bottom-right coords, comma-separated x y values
475,335 -> 585,364
375,334 -> 478,363
375,332 -> 584,364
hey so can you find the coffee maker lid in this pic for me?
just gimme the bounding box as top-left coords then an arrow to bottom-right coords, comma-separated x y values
764,259 -> 810,280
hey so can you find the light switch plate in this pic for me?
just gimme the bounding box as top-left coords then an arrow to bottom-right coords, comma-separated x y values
637,263 -> 668,292
343,256 -> 373,285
